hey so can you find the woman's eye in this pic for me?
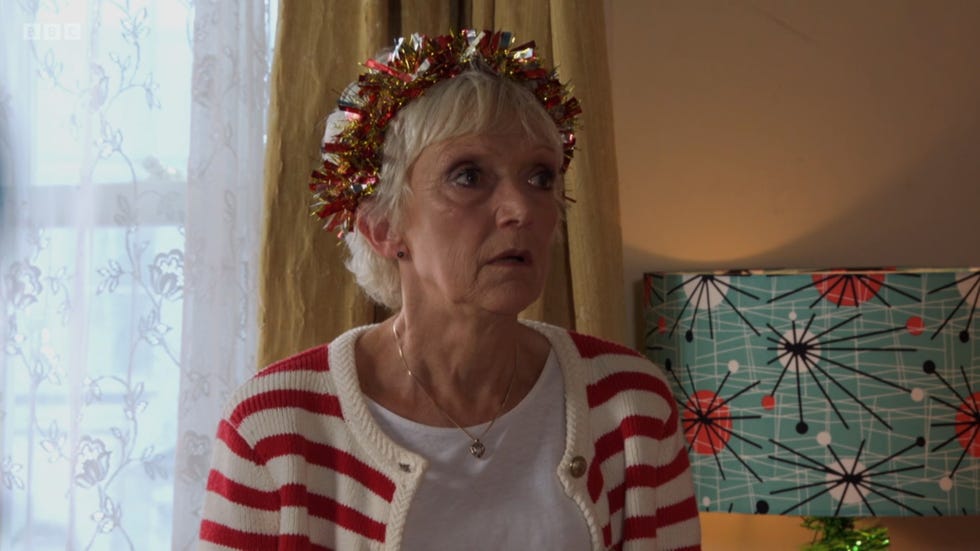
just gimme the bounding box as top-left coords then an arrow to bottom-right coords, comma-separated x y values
450,166 -> 481,187
528,169 -> 556,190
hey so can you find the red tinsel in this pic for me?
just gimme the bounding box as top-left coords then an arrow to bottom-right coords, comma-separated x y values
309,29 -> 581,235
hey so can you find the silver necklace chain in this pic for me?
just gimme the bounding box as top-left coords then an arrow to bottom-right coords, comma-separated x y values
391,321 -> 518,459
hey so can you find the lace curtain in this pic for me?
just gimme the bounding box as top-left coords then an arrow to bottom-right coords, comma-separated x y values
0,1 -> 275,549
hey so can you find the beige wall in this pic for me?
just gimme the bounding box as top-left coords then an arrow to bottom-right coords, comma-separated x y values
607,1 -> 980,549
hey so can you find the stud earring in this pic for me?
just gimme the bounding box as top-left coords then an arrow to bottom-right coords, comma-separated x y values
396,251 -> 405,259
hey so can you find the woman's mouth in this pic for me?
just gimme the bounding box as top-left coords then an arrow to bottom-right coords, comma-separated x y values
489,250 -> 532,266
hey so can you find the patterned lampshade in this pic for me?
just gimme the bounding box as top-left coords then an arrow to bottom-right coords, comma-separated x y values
643,268 -> 979,517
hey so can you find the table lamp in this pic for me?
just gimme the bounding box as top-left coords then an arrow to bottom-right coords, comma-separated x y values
644,268 -> 979,518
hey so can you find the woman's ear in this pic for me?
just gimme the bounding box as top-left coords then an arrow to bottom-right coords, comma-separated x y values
355,205 -> 403,259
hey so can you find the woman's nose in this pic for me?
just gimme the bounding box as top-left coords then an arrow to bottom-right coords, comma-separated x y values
494,178 -> 534,227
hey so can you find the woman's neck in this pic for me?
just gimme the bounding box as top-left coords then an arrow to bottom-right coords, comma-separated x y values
404,306 -> 517,368
356,306 -> 549,427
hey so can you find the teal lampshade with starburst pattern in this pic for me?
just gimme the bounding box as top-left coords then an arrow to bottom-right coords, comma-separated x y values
643,268 -> 979,517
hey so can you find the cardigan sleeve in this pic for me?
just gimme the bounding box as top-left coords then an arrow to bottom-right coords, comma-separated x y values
198,417 -> 281,550
636,384 -> 701,551
592,351 -> 701,551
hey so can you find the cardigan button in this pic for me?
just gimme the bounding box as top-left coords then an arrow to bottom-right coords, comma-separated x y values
568,456 -> 587,478
398,462 -> 412,473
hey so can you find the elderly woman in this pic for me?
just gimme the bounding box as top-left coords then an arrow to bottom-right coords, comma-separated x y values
199,30 -> 700,550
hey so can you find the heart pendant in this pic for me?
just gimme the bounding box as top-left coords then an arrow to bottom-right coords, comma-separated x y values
469,440 -> 486,458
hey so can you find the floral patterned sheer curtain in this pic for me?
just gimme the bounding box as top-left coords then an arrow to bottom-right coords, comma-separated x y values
0,1 -> 275,549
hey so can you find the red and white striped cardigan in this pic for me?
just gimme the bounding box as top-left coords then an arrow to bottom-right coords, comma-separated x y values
199,321 -> 701,550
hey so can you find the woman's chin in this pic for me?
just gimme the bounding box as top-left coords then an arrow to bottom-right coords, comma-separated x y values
475,285 -> 546,317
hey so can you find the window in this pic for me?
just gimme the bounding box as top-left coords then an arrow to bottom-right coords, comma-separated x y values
1,2 -> 276,548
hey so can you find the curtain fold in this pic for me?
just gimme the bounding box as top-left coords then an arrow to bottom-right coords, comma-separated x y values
258,1 -> 388,367
259,1 -> 626,367
549,2 -> 628,342
170,2 -> 271,548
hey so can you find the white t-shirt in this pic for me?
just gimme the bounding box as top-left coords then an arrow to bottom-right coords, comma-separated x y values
366,351 -> 593,550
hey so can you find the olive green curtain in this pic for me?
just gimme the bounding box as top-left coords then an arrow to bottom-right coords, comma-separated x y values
258,0 -> 626,367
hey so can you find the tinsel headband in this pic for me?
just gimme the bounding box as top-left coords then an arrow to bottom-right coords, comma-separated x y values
309,29 -> 582,235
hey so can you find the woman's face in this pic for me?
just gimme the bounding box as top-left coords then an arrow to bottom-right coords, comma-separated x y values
395,127 -> 562,316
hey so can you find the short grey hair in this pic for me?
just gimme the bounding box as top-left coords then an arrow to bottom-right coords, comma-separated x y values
343,67 -> 565,310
